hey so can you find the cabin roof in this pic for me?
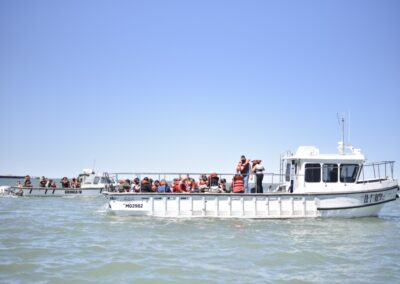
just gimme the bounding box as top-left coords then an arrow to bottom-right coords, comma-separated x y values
285,145 -> 365,162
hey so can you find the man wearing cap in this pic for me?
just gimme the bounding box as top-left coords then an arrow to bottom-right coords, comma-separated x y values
236,155 -> 251,193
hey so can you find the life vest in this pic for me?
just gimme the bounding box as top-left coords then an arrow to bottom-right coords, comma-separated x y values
237,159 -> 250,175
172,180 -> 182,193
232,175 -> 244,193
180,182 -> 187,192
61,180 -> 70,188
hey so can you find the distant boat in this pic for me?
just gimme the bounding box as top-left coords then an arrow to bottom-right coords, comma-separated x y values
104,143 -> 399,218
7,169 -> 118,197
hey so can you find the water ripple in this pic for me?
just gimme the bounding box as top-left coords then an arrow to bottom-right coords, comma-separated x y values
0,197 -> 399,283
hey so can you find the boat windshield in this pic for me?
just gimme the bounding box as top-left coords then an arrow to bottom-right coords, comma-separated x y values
340,164 -> 359,183
100,177 -> 113,184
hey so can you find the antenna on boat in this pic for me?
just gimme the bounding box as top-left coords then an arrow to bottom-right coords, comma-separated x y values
92,159 -> 96,173
337,113 -> 345,154
347,110 -> 351,145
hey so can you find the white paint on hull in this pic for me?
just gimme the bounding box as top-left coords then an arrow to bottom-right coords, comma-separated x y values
105,186 -> 398,218
11,187 -> 105,197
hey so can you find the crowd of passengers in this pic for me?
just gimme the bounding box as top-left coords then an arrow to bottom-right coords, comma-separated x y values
118,173 -> 229,193
17,175 -> 82,188
17,155 -> 266,193
118,155 -> 266,194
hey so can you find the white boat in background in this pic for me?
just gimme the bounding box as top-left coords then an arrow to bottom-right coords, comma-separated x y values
9,169 -> 118,197
105,143 -> 399,218
0,186 -> 12,195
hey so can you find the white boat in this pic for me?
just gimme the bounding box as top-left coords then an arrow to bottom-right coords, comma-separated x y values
0,186 -> 12,195
9,169 -> 118,197
104,143 -> 399,218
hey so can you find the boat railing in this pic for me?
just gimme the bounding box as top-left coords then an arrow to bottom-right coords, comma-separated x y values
358,161 -> 396,183
107,172 -> 284,192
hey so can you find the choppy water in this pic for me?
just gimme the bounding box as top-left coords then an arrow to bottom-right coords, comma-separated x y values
0,181 -> 399,283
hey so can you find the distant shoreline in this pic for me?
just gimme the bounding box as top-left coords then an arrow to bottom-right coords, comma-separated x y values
0,175 -> 25,179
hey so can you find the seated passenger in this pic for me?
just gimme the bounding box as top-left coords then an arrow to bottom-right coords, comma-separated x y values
219,178 -> 228,193
15,181 -> 23,195
152,180 -> 160,192
23,175 -> 32,187
157,179 -> 171,193
198,175 -> 209,192
208,172 -> 220,187
61,177 -> 70,188
47,179 -> 56,188
184,178 -> 197,193
75,179 -> 81,188
232,174 -> 244,193
131,178 -> 141,192
71,178 -> 77,188
122,179 -> 131,192
140,177 -> 152,192
172,177 -> 187,193
208,172 -> 220,193
172,178 -> 181,193
39,176 -> 47,187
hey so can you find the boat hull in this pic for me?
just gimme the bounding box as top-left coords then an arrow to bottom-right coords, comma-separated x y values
105,186 -> 399,218
10,187 -> 106,197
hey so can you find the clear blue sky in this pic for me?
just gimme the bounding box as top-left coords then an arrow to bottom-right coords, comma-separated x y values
1,0 -> 399,178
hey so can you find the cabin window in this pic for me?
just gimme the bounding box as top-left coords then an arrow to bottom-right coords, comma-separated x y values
101,177 -> 112,184
285,163 -> 291,182
93,177 -> 100,185
323,164 -> 338,183
340,164 -> 359,183
305,163 -> 321,183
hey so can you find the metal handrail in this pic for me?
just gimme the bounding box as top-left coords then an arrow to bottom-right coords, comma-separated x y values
109,172 -> 284,176
108,172 -> 284,193
358,161 -> 395,182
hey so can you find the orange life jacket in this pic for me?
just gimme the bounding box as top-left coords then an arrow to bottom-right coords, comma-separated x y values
232,176 -> 244,193
172,180 -> 182,193
236,159 -> 250,174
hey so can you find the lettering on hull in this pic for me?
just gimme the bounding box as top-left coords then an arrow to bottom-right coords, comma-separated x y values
124,203 -> 144,209
363,193 -> 384,204
65,190 -> 83,194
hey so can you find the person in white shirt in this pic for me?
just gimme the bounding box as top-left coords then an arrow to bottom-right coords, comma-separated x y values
252,160 -> 265,193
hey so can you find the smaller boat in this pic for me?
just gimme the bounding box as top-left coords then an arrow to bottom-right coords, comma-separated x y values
0,186 -> 12,195
9,169 -> 118,197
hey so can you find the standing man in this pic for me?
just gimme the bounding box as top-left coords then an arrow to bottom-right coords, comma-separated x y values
236,155 -> 251,193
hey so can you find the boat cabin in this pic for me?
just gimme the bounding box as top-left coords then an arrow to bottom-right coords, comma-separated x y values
78,169 -> 116,189
283,144 -> 365,193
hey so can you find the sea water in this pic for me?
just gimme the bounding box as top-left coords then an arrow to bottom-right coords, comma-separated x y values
0,179 -> 399,283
